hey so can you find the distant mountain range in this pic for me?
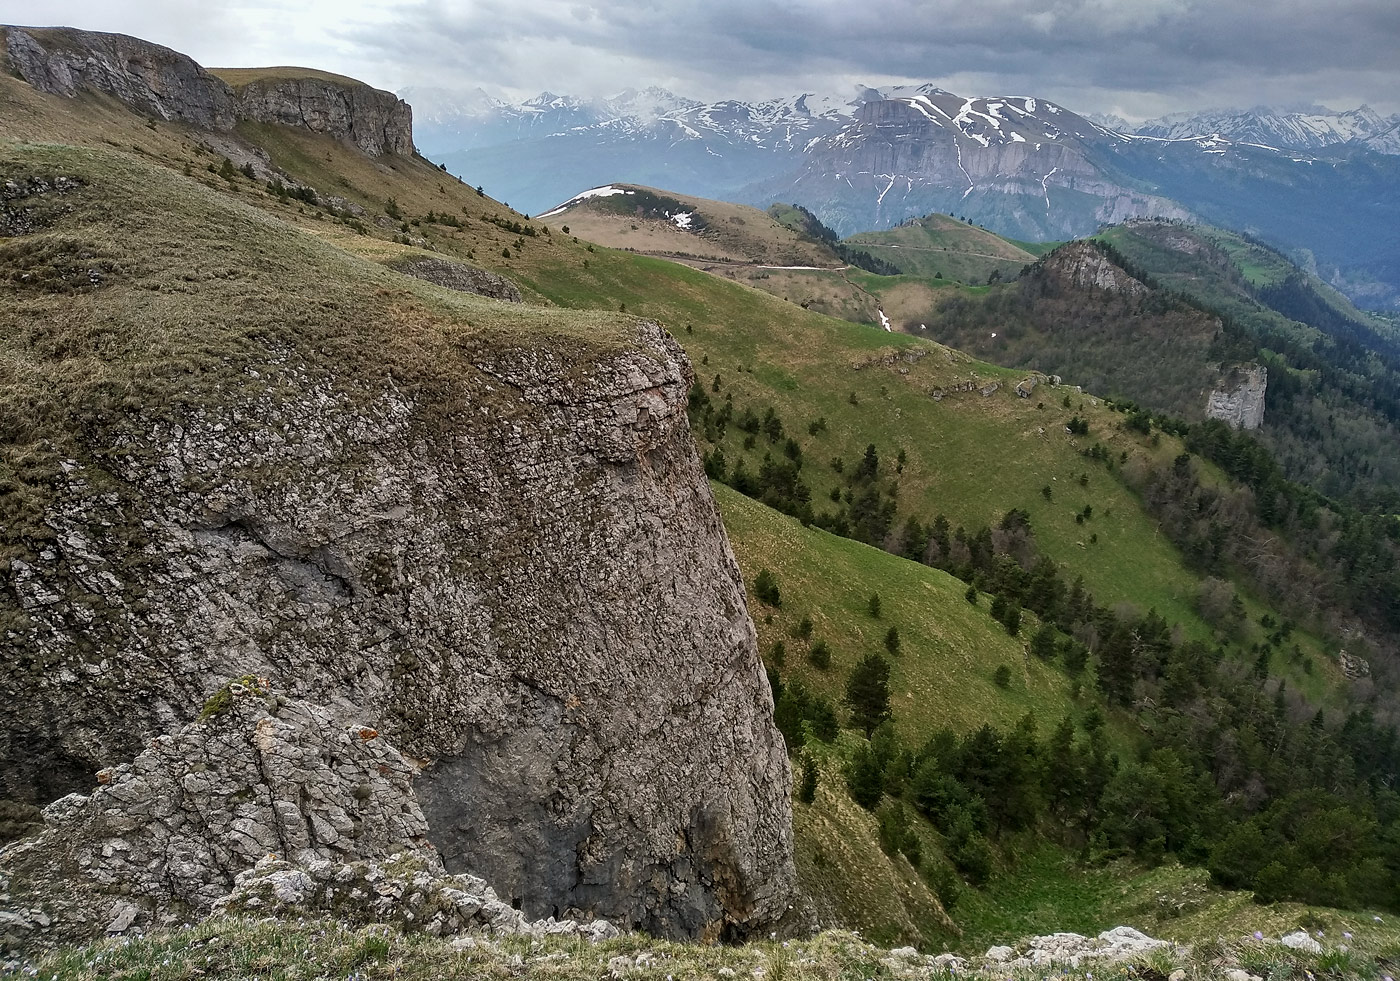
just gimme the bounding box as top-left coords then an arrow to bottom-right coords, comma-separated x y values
408,86 -> 1400,310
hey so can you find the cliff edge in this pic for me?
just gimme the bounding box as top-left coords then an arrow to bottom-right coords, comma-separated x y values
0,139 -> 795,943
2,26 -> 413,155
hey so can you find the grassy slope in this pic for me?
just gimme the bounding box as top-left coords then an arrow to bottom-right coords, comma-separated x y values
718,484 -> 1077,739
24,912 -> 1400,979
954,845 -> 1400,954
794,745 -> 955,947
846,214 -> 1039,284
209,66 -> 372,89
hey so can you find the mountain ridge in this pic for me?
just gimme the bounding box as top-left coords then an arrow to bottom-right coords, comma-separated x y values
419,83 -> 1400,310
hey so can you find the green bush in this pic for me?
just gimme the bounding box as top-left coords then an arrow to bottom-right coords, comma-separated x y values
753,568 -> 782,607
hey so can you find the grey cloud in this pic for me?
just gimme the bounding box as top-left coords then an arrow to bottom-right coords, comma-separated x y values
357,0 -> 1400,116
3,0 -> 1395,118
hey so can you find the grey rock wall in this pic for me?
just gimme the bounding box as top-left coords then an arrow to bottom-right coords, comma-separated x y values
3,26 -> 412,155
0,319 -> 796,941
396,256 -> 523,302
3,26 -> 236,129
0,685 -> 620,949
1047,241 -> 1149,295
1206,363 -> 1267,430
232,76 -> 413,157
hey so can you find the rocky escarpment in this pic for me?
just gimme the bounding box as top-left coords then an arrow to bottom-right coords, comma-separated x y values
1043,241 -> 1150,295
395,256 -> 523,302
0,684 -> 620,948
2,27 -> 412,155
1206,363 -> 1267,430
748,96 -> 1192,237
0,321 -> 795,939
3,26 -> 236,129
0,148 -> 795,943
224,71 -> 413,157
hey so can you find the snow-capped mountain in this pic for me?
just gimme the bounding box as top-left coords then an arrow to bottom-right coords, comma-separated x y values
1132,105 -> 1400,154
411,84 -> 867,159
412,85 -> 1400,309
745,91 -> 1192,240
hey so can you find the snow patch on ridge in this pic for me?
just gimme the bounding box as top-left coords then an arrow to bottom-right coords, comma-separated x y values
538,184 -> 633,218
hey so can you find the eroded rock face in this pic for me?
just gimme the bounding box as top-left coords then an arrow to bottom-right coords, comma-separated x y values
1206,363 -> 1267,430
0,320 -> 796,941
3,26 -> 236,129
396,256 -> 523,302
2,26 -> 412,155
233,76 -> 413,157
1046,241 -> 1149,295
0,686 -> 621,948
0,688 -> 431,944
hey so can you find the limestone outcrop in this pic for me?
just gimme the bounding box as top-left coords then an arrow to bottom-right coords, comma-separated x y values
3,26 -> 236,129
0,318 -> 795,938
0,686 -> 619,948
229,74 -> 413,157
395,256 -> 523,302
1206,363 -> 1267,430
2,27 -> 412,155
0,147 -> 796,943
1046,241 -> 1149,295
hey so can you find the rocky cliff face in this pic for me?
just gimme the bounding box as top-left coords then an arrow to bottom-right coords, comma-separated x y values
1206,363 -> 1267,430
0,319 -> 794,939
3,26 -> 236,129
0,147 -> 795,943
2,27 -> 412,155
1043,241 -> 1150,295
745,97 -> 1192,237
230,74 -> 413,156
0,684 -> 622,948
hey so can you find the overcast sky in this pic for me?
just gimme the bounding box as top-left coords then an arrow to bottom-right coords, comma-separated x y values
5,0 -> 1398,121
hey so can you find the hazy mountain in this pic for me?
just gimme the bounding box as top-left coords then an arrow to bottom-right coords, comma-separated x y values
1132,104 -> 1400,154
420,86 -> 1400,308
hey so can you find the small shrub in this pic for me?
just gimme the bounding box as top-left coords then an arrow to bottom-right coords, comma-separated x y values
768,639 -> 786,667
753,568 -> 781,607
883,626 -> 900,655
797,754 -> 818,804
808,640 -> 832,670
993,664 -> 1012,688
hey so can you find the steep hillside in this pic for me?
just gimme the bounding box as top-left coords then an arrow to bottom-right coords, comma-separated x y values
845,213 -> 1045,284
3,27 -> 412,155
1096,221 -> 1400,503
741,92 -> 1190,239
